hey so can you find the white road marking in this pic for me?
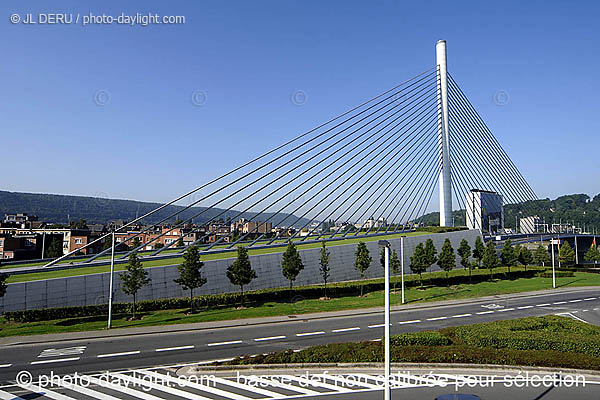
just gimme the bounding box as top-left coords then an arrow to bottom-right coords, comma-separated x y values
16,383 -> 76,400
498,308 -> 515,312
296,331 -> 325,337
83,375 -> 165,400
427,316 -> 447,321
60,380 -> 121,400
476,311 -> 494,315
155,345 -> 195,352
536,303 -> 551,307
556,312 -> 588,324
142,370 -> 261,400
211,375 -> 288,398
368,324 -> 391,328
97,351 -> 140,358
399,319 -> 421,324
451,314 -> 472,318
553,301 -> 567,305
584,298 -> 596,301
0,388 -> 25,400
0,364 -> 11,368
114,372 -> 217,400
517,306 -> 534,309
207,340 -> 243,347
31,357 -> 80,365
568,299 -> 582,303
332,327 -> 360,333
254,336 -> 286,342
38,346 -> 86,358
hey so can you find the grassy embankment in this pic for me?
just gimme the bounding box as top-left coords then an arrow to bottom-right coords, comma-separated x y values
1,266 -> 599,338
3,231 -> 428,283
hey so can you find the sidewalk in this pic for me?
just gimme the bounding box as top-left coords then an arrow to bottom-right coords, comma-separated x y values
1,285 -> 597,347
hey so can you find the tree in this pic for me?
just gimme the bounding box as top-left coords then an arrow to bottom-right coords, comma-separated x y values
226,246 -> 256,306
410,243 -> 427,288
482,241 -> 500,280
500,239 -> 517,277
131,236 -> 141,250
153,242 -> 164,250
437,239 -> 456,285
473,236 -> 485,268
518,246 -> 533,271
558,242 -> 576,267
281,242 -> 304,294
46,237 -> 63,258
457,239 -> 473,283
69,218 -> 87,229
380,248 -> 386,269
354,242 -> 372,296
176,237 -> 184,247
533,244 -> 551,266
0,273 -> 7,299
173,245 -> 207,313
120,252 -> 150,319
319,241 -> 331,297
423,239 -> 437,281
585,244 -> 600,265
103,235 -> 113,250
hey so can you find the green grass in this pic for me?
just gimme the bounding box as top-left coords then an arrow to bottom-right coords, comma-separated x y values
2,267 -> 599,338
4,231 -> 427,283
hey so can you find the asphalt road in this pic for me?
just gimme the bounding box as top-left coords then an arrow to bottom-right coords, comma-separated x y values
1,287 -> 599,385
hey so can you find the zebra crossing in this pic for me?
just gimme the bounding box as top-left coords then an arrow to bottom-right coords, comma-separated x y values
0,366 -> 471,399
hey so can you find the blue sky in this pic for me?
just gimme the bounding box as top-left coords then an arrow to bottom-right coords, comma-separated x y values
1,0 -> 598,207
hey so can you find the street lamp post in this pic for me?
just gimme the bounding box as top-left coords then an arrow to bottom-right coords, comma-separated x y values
400,236 -> 405,304
551,238 -> 556,289
107,232 -> 116,329
378,240 -> 391,400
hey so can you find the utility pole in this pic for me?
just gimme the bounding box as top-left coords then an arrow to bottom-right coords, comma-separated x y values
378,240 -> 391,400
107,232 -> 116,329
436,40 -> 452,227
551,238 -> 556,289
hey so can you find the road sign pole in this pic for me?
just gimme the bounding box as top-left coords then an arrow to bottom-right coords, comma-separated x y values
384,245 -> 390,400
108,232 -> 115,329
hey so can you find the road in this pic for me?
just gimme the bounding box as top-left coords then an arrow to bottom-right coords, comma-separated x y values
0,287 -> 599,385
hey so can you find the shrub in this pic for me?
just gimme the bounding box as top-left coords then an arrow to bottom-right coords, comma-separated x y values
390,331 -> 451,346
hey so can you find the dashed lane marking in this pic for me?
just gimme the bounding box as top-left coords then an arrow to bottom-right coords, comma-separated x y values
476,311 -> 494,315
0,364 -> 12,368
31,357 -> 80,365
399,319 -> 421,324
569,300 -> 583,303
553,301 -> 567,305
97,351 -> 140,358
584,298 -> 596,301
427,316 -> 448,321
517,306 -> 534,309
254,336 -> 286,342
155,345 -> 195,352
536,303 -> 551,307
498,308 -> 515,312
332,327 -> 361,333
207,340 -> 243,347
296,331 -> 325,337
451,314 -> 472,318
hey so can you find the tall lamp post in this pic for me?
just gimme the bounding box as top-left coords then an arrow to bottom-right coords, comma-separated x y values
107,232 -> 116,329
378,240 -> 391,400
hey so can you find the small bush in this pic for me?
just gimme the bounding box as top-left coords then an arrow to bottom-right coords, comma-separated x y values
538,270 -> 574,278
390,331 -> 451,346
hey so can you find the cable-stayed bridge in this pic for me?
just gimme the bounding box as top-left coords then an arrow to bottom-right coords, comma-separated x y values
45,40 -> 539,268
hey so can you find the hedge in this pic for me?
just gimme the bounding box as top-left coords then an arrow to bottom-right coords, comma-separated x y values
3,266 -> 543,323
451,315 -> 600,358
390,331 -> 451,346
538,270 -> 574,278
